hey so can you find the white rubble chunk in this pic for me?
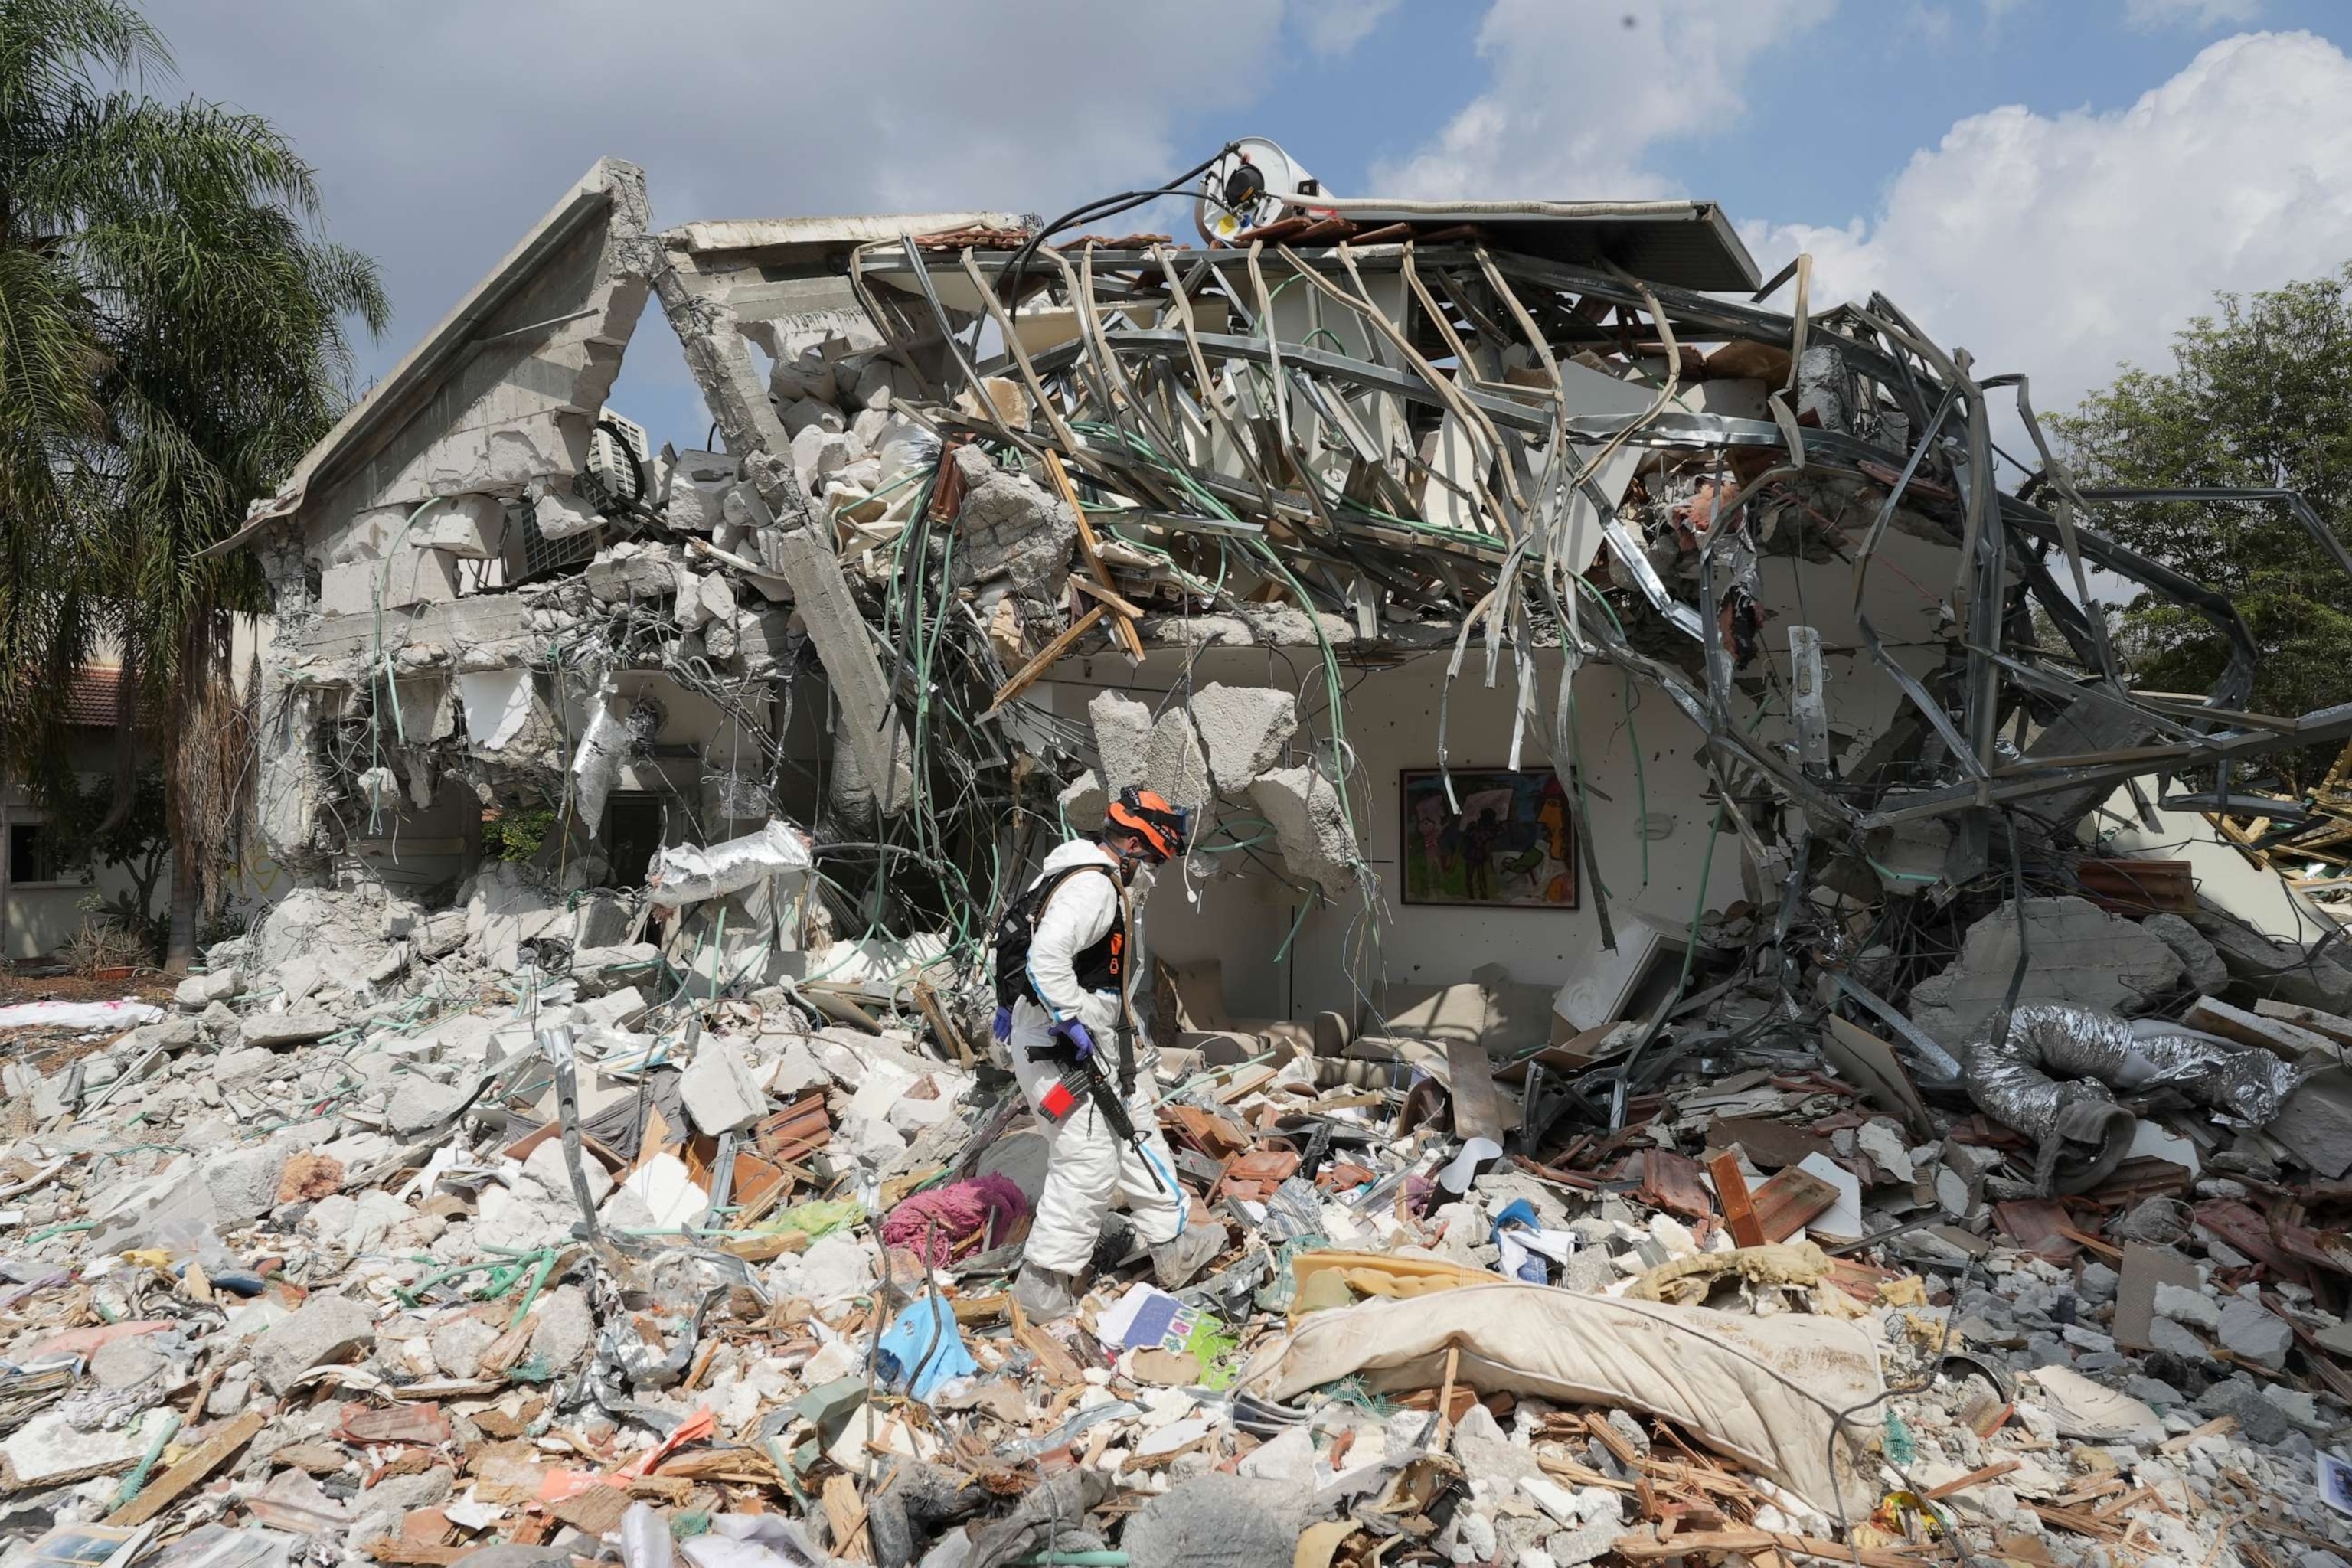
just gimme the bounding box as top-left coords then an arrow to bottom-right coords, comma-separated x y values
1191,683 -> 1297,792
243,1013 -> 340,1048
681,1039 -> 769,1135
175,969 -> 243,1010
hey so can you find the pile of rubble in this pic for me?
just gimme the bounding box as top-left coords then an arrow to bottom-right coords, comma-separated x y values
0,864 -> 2350,1568
18,139 -> 2352,1566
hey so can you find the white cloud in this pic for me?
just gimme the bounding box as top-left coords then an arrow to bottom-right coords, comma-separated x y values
2124,0 -> 2262,29
136,0 -> 1291,433
1751,31 -> 2352,421
1296,0 -> 1400,56
1371,0 -> 1837,197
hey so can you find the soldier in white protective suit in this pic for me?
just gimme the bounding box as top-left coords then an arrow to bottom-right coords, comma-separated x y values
992,786 -> 1224,1320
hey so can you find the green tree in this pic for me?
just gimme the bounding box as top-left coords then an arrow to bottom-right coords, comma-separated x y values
2052,265 -> 2352,792
0,0 -> 387,964
47,763 -> 170,956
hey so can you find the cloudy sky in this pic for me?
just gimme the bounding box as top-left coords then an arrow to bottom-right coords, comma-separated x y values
140,0 -> 2352,447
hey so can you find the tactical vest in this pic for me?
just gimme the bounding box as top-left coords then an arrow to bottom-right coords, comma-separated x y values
992,861 -> 1125,1008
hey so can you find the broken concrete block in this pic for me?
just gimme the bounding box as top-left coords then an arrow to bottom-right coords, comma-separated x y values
792,426 -> 862,495
2216,1298 -> 2292,1369
586,542 -> 688,603
534,488 -> 600,541
851,406 -> 892,453
1250,764 -> 1359,901
664,450 -> 737,533
530,1284 -> 595,1372
204,1145 -> 291,1223
89,1337 -> 165,1390
681,1039 -> 768,1135
2198,915 -> 2352,1012
779,396 -> 844,438
767,348 -> 827,403
1907,897 -> 2184,1051
710,606 -> 794,677
2196,1376 -> 2292,1444
2151,1317 -> 2211,1361
522,1138 -> 613,1209
423,493 -> 506,557
1058,768 -> 1107,831
243,1013 -> 339,1048
253,1292 -> 376,1394
430,1315 -> 501,1380
386,1076 -> 467,1136
851,358 -> 897,411
2142,913 -> 2228,995
1,1407 -> 165,1488
2269,1067 -> 2352,1178
950,445 -> 1073,612
1119,1473 -> 1305,1567
2152,1282 -> 2220,1331
1191,682 -> 1296,793
692,571 -> 735,630
175,969 -> 243,1010
1144,707 -> 1211,811
1088,691 -> 1152,792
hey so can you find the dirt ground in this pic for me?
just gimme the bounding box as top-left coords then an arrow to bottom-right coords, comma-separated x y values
0,969 -> 175,1008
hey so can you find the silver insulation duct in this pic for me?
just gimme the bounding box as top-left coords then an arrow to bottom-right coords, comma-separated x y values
1962,1003 -> 2306,1194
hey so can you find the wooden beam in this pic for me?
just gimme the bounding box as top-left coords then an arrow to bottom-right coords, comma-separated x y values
985,604 -> 1105,718
914,981 -> 974,1067
1070,573 -> 1148,621
1923,1460 -> 2020,1500
1046,450 -> 1145,661
106,1410 -> 266,1527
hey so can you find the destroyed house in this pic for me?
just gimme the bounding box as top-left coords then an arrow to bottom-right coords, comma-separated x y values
217,152 -> 2352,1116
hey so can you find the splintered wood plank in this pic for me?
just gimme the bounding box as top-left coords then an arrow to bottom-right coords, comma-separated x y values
2184,996 -> 2334,1060
106,1410 -> 266,1526
2256,998 -> 2352,1047
1046,450 -> 1145,661
822,1472 -> 872,1563
985,606 -> 1106,717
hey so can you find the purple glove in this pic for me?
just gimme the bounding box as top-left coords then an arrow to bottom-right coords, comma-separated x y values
991,1005 -> 1012,1043
1051,1018 -> 1096,1060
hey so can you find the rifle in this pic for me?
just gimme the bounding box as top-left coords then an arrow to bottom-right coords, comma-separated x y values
1037,1049 -> 1170,1194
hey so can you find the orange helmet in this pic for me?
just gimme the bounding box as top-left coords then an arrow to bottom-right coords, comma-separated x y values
1106,786 -> 1191,862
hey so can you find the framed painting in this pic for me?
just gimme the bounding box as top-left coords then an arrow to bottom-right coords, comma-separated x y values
1399,767 -> 1577,909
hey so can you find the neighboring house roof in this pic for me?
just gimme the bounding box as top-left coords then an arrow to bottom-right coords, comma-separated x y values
64,666 -> 126,730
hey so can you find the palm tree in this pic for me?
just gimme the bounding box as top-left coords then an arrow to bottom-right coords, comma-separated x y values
0,0 -> 387,966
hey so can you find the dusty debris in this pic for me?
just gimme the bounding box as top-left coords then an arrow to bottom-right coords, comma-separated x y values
10,135 -> 2352,1567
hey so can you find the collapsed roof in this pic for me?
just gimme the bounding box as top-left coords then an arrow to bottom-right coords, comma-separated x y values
222,150 -> 2352,1096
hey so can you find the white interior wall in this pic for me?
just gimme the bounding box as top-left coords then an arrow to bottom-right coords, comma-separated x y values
1027,518 -> 1961,1028
1037,643 -> 1741,1028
